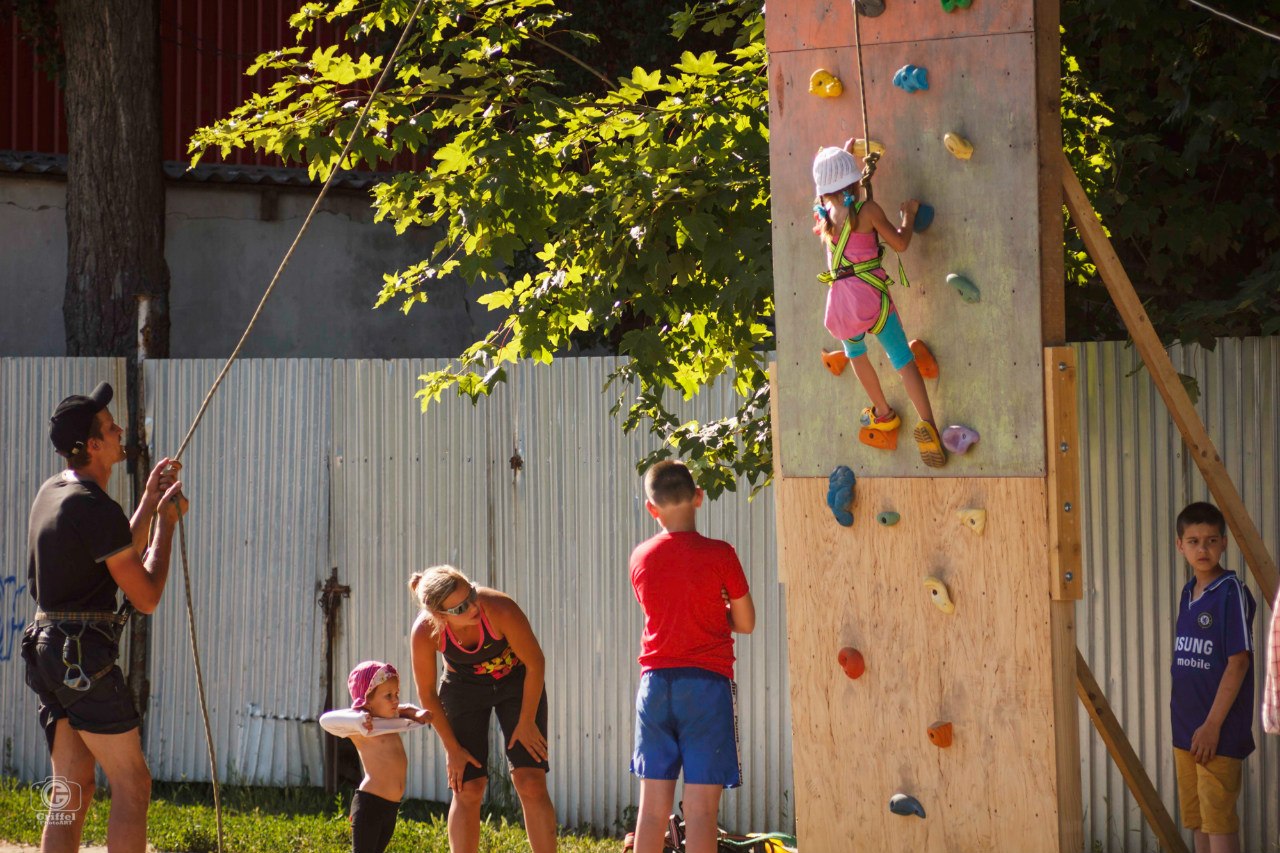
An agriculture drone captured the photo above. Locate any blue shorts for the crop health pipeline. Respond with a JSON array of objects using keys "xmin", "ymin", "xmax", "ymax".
[
  {"xmin": 841, "ymin": 309, "xmax": 914, "ymax": 371},
  {"xmin": 631, "ymin": 667, "xmax": 741, "ymax": 788}
]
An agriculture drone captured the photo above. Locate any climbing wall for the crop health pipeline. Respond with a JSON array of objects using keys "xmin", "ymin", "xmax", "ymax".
[
  {"xmin": 769, "ymin": 2, "xmax": 1075, "ymax": 851},
  {"xmin": 770, "ymin": 1, "xmax": 1046, "ymax": 478},
  {"xmin": 779, "ymin": 477, "xmax": 1061, "ymax": 850}
]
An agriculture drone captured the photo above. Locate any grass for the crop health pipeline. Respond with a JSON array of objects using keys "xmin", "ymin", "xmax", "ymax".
[{"xmin": 0, "ymin": 777, "xmax": 620, "ymax": 853}]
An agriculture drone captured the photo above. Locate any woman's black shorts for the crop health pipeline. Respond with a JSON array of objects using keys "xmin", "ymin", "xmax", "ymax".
[{"xmin": 439, "ymin": 668, "xmax": 549, "ymax": 783}]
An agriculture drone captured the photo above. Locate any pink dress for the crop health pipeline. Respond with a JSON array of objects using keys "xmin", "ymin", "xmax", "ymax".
[{"xmin": 823, "ymin": 230, "xmax": 894, "ymax": 341}]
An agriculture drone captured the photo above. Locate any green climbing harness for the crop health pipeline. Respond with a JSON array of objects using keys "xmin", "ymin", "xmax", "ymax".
[{"xmin": 816, "ymin": 202, "xmax": 909, "ymax": 336}]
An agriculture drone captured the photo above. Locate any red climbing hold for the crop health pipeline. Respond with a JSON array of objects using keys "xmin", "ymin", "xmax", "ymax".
[{"xmin": 838, "ymin": 647, "xmax": 865, "ymax": 679}]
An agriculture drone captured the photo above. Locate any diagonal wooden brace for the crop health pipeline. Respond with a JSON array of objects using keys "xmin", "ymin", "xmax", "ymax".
[
  {"xmin": 1061, "ymin": 152, "xmax": 1278, "ymax": 606},
  {"xmin": 1076, "ymin": 651, "xmax": 1190, "ymax": 853}
]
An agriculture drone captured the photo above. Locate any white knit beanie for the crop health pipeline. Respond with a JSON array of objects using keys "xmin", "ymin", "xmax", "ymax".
[{"xmin": 813, "ymin": 146, "xmax": 859, "ymax": 196}]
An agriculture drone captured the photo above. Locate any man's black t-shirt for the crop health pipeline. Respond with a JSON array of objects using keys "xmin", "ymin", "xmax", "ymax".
[{"xmin": 27, "ymin": 472, "xmax": 133, "ymax": 611}]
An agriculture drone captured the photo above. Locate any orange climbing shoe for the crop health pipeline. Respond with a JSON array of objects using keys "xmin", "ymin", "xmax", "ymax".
[
  {"xmin": 909, "ymin": 339, "xmax": 939, "ymax": 379},
  {"xmin": 914, "ymin": 421, "xmax": 948, "ymax": 468},
  {"xmin": 822, "ymin": 349, "xmax": 850, "ymax": 376},
  {"xmin": 859, "ymin": 426, "xmax": 899, "ymax": 450}
]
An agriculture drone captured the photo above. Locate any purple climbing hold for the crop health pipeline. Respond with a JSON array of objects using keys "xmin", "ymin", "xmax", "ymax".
[{"xmin": 942, "ymin": 424, "xmax": 980, "ymax": 454}]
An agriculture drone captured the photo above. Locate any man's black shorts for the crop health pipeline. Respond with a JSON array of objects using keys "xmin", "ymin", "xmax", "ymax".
[
  {"xmin": 439, "ymin": 668, "xmax": 550, "ymax": 783},
  {"xmin": 21, "ymin": 623, "xmax": 141, "ymax": 751}
]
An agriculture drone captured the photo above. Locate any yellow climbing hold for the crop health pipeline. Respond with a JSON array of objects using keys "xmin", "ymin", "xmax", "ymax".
[
  {"xmin": 944, "ymin": 132, "xmax": 974, "ymax": 160},
  {"xmin": 809, "ymin": 69, "xmax": 843, "ymax": 98},
  {"xmin": 846, "ymin": 137, "xmax": 886, "ymax": 161},
  {"xmin": 923, "ymin": 577, "xmax": 955, "ymax": 614},
  {"xmin": 957, "ymin": 508, "xmax": 987, "ymax": 536}
]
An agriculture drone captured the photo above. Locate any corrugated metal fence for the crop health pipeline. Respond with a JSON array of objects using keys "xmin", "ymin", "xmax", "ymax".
[
  {"xmin": 0, "ymin": 358, "xmax": 131, "ymax": 781},
  {"xmin": 1075, "ymin": 339, "xmax": 1279, "ymax": 853},
  {"xmin": 2, "ymin": 341, "xmax": 1277, "ymax": 848}
]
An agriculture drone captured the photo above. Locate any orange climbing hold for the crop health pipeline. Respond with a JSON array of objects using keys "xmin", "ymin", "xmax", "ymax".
[
  {"xmin": 910, "ymin": 339, "xmax": 939, "ymax": 378},
  {"xmin": 927, "ymin": 721, "xmax": 954, "ymax": 748},
  {"xmin": 838, "ymin": 647, "xmax": 865, "ymax": 679},
  {"xmin": 858, "ymin": 426, "xmax": 899, "ymax": 450},
  {"xmin": 822, "ymin": 349, "xmax": 850, "ymax": 376}
]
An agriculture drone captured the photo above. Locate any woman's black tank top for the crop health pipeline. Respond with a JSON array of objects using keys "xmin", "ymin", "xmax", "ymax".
[{"xmin": 439, "ymin": 606, "xmax": 523, "ymax": 683}]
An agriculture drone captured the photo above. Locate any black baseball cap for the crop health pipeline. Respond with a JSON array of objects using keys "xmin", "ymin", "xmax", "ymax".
[{"xmin": 49, "ymin": 382, "xmax": 114, "ymax": 457}]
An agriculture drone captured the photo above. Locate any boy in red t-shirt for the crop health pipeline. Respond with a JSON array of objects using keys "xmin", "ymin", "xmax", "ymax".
[{"xmin": 628, "ymin": 460, "xmax": 755, "ymax": 853}]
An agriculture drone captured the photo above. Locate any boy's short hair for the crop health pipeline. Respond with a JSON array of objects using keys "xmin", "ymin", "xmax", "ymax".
[
  {"xmin": 1176, "ymin": 501, "xmax": 1227, "ymax": 537},
  {"xmin": 644, "ymin": 460, "xmax": 697, "ymax": 506}
]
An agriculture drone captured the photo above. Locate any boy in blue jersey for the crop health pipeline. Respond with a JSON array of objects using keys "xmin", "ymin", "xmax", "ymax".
[{"xmin": 1170, "ymin": 502, "xmax": 1256, "ymax": 853}]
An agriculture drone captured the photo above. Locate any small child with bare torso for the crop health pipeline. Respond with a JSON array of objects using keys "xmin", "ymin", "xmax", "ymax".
[{"xmin": 320, "ymin": 661, "xmax": 432, "ymax": 853}]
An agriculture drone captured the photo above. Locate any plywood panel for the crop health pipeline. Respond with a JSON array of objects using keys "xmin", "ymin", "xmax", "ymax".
[
  {"xmin": 770, "ymin": 33, "xmax": 1045, "ymax": 477},
  {"xmin": 767, "ymin": 0, "xmax": 1033, "ymax": 53},
  {"xmin": 781, "ymin": 475, "xmax": 1060, "ymax": 852}
]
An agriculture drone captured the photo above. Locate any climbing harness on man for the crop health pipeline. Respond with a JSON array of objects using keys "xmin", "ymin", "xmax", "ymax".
[{"xmin": 33, "ymin": 608, "xmax": 130, "ymax": 695}]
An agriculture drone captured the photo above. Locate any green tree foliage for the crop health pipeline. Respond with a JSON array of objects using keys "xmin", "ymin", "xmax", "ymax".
[
  {"xmin": 1061, "ymin": 0, "xmax": 1280, "ymax": 345},
  {"xmin": 191, "ymin": 0, "xmax": 771, "ymax": 498},
  {"xmin": 192, "ymin": 0, "xmax": 1279, "ymax": 495}
]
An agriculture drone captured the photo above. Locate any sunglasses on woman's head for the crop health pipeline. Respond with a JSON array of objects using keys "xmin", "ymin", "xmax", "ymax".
[{"xmin": 438, "ymin": 584, "xmax": 477, "ymax": 616}]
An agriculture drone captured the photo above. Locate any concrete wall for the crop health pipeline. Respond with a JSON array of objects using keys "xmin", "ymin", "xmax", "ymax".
[{"xmin": 0, "ymin": 175, "xmax": 501, "ymax": 358}]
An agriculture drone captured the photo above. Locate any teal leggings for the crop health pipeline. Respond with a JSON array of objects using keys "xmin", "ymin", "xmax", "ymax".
[{"xmin": 841, "ymin": 310, "xmax": 914, "ymax": 370}]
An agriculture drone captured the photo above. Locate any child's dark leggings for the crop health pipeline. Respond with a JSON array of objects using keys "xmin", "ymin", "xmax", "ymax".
[{"xmin": 350, "ymin": 789, "xmax": 400, "ymax": 853}]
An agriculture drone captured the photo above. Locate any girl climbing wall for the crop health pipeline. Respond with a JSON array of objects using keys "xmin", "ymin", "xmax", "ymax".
[{"xmin": 811, "ymin": 143, "xmax": 946, "ymax": 468}]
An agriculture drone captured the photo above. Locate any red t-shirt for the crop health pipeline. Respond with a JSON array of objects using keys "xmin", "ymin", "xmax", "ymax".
[{"xmin": 630, "ymin": 531, "xmax": 750, "ymax": 679}]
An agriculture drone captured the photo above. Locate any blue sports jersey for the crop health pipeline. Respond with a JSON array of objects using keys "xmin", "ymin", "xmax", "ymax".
[{"xmin": 1170, "ymin": 570, "xmax": 1256, "ymax": 759}]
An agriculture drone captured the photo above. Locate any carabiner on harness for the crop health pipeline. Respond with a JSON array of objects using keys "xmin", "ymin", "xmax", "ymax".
[{"xmin": 60, "ymin": 622, "xmax": 92, "ymax": 692}]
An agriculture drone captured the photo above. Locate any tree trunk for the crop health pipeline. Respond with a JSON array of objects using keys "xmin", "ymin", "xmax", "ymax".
[
  {"xmin": 55, "ymin": 0, "xmax": 169, "ymax": 718},
  {"xmin": 57, "ymin": 0, "xmax": 169, "ymax": 358}
]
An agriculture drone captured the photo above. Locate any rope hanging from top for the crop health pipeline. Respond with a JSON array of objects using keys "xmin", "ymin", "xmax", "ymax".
[
  {"xmin": 850, "ymin": 1, "xmax": 880, "ymax": 198},
  {"xmin": 161, "ymin": 2, "xmax": 430, "ymax": 849}
]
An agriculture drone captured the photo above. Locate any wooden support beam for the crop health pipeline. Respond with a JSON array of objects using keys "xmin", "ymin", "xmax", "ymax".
[
  {"xmin": 1051, "ymin": 603, "xmax": 1084, "ymax": 852},
  {"xmin": 1075, "ymin": 651, "xmax": 1189, "ymax": 853},
  {"xmin": 1061, "ymin": 154, "xmax": 1279, "ymax": 606},
  {"xmin": 1045, "ymin": 347, "xmax": 1083, "ymax": 600},
  {"xmin": 768, "ymin": 361, "xmax": 788, "ymax": 585},
  {"xmin": 1035, "ymin": 0, "xmax": 1065, "ymax": 345}
]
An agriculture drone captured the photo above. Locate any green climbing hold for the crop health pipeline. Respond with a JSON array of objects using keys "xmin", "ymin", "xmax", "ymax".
[
  {"xmin": 941, "ymin": 0, "xmax": 972, "ymax": 11},
  {"xmin": 877, "ymin": 511, "xmax": 901, "ymax": 527},
  {"xmin": 947, "ymin": 273, "xmax": 980, "ymax": 304}
]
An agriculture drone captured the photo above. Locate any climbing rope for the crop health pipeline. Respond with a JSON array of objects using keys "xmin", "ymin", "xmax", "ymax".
[
  {"xmin": 849, "ymin": 0, "xmax": 880, "ymax": 197},
  {"xmin": 160, "ymin": 2, "xmax": 429, "ymax": 849}
]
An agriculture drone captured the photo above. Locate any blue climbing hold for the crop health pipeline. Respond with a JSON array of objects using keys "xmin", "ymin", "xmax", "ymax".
[
  {"xmin": 826, "ymin": 465, "xmax": 856, "ymax": 527},
  {"xmin": 892, "ymin": 65, "xmax": 929, "ymax": 93},
  {"xmin": 914, "ymin": 203, "xmax": 934, "ymax": 233},
  {"xmin": 889, "ymin": 793, "xmax": 926, "ymax": 819}
]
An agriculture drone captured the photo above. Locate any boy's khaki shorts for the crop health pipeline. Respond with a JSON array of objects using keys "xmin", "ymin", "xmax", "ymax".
[{"xmin": 1173, "ymin": 748, "xmax": 1242, "ymax": 835}]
